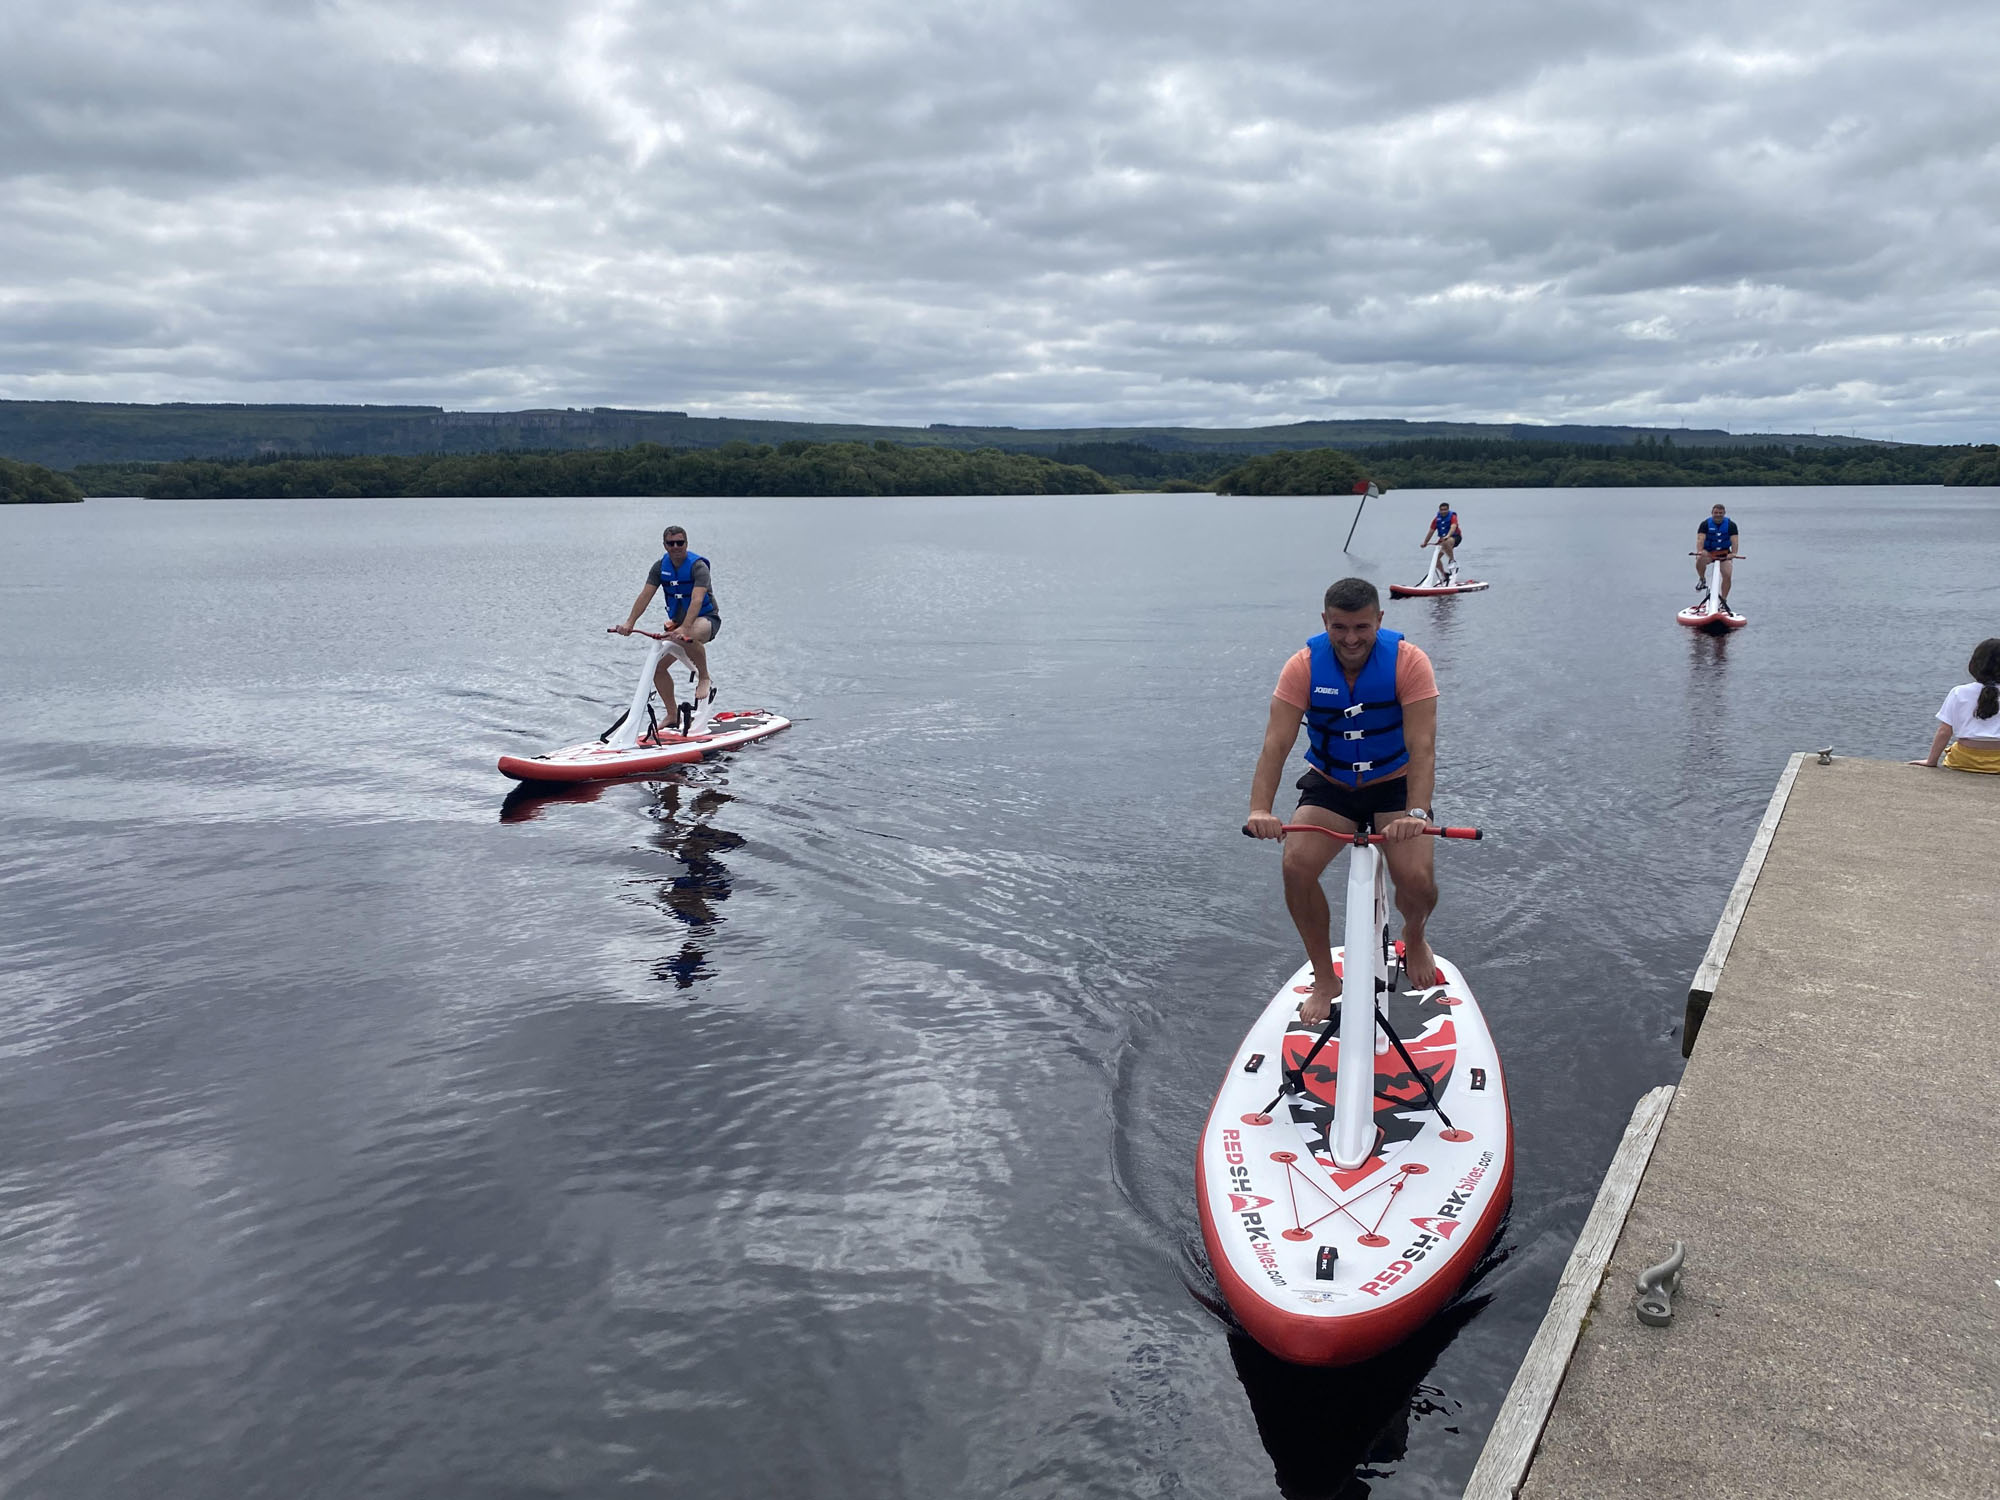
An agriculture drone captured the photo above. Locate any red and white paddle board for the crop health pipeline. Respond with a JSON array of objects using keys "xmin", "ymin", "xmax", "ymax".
[
  {"xmin": 1676, "ymin": 603, "xmax": 1747, "ymax": 631},
  {"xmin": 498, "ymin": 711, "xmax": 791, "ymax": 783},
  {"xmin": 1390, "ymin": 580, "xmax": 1491, "ymax": 598},
  {"xmin": 1196, "ymin": 950, "xmax": 1513, "ymax": 1366}
]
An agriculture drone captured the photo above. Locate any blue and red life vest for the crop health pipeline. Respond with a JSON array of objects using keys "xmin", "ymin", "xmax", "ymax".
[
  {"xmin": 1433, "ymin": 509, "xmax": 1459, "ymax": 539},
  {"xmin": 657, "ymin": 550, "xmax": 719, "ymax": 623},
  {"xmin": 1303, "ymin": 628, "xmax": 1407, "ymax": 787}
]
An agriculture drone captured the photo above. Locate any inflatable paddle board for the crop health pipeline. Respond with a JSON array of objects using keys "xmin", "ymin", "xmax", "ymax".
[
  {"xmin": 1390, "ymin": 580, "xmax": 1491, "ymax": 598},
  {"xmin": 498, "ymin": 628, "xmax": 791, "ymax": 783},
  {"xmin": 1678, "ymin": 556, "xmax": 1746, "ymax": 632},
  {"xmin": 1390, "ymin": 544, "xmax": 1488, "ymax": 598},
  {"xmin": 1200, "ymin": 824, "xmax": 1510, "ymax": 1366},
  {"xmin": 498, "ymin": 711, "xmax": 790, "ymax": 782}
]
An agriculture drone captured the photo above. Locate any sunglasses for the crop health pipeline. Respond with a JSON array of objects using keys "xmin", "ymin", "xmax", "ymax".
[{"xmin": 665, "ymin": 539, "xmax": 688, "ymax": 547}]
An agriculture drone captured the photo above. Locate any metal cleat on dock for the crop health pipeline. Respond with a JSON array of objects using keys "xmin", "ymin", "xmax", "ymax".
[{"xmin": 1635, "ymin": 1241, "xmax": 1685, "ymax": 1327}]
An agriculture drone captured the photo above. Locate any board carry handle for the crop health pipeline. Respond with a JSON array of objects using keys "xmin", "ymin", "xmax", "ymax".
[{"xmin": 1242, "ymin": 822, "xmax": 1483, "ymax": 841}]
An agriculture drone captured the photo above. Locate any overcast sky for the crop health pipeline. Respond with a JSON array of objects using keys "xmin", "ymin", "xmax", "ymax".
[{"xmin": 3, "ymin": 0, "xmax": 1997, "ymax": 439}]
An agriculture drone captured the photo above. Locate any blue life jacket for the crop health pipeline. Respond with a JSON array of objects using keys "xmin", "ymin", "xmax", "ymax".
[
  {"xmin": 1700, "ymin": 517, "xmax": 1734, "ymax": 553},
  {"xmin": 657, "ymin": 550, "xmax": 719, "ymax": 622},
  {"xmin": 1303, "ymin": 628, "xmax": 1408, "ymax": 787},
  {"xmin": 1435, "ymin": 509, "xmax": 1459, "ymax": 538}
]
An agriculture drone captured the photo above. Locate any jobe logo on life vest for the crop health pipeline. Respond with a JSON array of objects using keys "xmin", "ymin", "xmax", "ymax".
[{"xmin": 1357, "ymin": 1189, "xmax": 1473, "ymax": 1298}]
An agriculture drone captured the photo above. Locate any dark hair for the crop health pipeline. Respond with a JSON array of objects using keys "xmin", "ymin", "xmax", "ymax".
[
  {"xmin": 662, "ymin": 526, "xmax": 687, "ymax": 542},
  {"xmin": 1323, "ymin": 577, "xmax": 1381, "ymax": 613},
  {"xmin": 1971, "ymin": 637, "xmax": 2000, "ymax": 720}
]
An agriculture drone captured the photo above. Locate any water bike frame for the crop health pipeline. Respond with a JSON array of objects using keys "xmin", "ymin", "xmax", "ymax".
[
  {"xmin": 1248, "ymin": 820, "xmax": 1481, "ymax": 1169},
  {"xmin": 1415, "ymin": 539, "xmax": 1458, "ymax": 591},
  {"xmin": 604, "ymin": 626, "xmax": 699, "ymax": 746},
  {"xmin": 1683, "ymin": 551, "xmax": 1747, "ymax": 627}
]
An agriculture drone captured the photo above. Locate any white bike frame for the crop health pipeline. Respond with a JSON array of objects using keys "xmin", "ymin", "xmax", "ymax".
[
  {"xmin": 606, "ymin": 633, "xmax": 698, "ymax": 749},
  {"xmin": 1691, "ymin": 550, "xmax": 1742, "ymax": 617},
  {"xmin": 1416, "ymin": 540, "xmax": 1457, "ymax": 590},
  {"xmin": 1330, "ymin": 838, "xmax": 1394, "ymax": 1169}
]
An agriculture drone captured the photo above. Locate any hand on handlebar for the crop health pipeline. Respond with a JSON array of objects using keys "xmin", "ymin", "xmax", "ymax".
[
  {"xmin": 1244, "ymin": 811, "xmax": 1286, "ymax": 841},
  {"xmin": 611, "ymin": 622, "xmax": 634, "ymax": 635},
  {"xmin": 1377, "ymin": 812, "xmax": 1429, "ymax": 842}
]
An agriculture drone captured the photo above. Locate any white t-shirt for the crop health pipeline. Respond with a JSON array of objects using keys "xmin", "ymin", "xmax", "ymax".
[{"xmin": 1936, "ymin": 682, "xmax": 2000, "ymax": 739}]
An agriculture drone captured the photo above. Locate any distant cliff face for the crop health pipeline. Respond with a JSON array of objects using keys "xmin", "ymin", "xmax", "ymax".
[{"xmin": 0, "ymin": 398, "xmax": 1916, "ymax": 472}]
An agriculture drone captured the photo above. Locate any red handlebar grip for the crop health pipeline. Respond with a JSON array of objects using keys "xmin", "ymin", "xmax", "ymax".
[{"xmin": 1433, "ymin": 826, "xmax": 1482, "ymax": 839}]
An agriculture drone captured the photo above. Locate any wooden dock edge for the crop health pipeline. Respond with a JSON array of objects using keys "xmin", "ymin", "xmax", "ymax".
[
  {"xmin": 1681, "ymin": 750, "xmax": 1807, "ymax": 1056},
  {"xmin": 1461, "ymin": 1084, "xmax": 1676, "ymax": 1500}
]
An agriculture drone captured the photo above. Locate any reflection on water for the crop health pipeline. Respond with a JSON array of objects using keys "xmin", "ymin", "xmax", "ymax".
[
  {"xmin": 642, "ymin": 779, "xmax": 742, "ymax": 987},
  {"xmin": 498, "ymin": 777, "xmax": 617, "ymax": 821},
  {"xmin": 1230, "ymin": 1297, "xmax": 1487, "ymax": 1499},
  {"xmin": 500, "ymin": 774, "xmax": 744, "ymax": 987}
]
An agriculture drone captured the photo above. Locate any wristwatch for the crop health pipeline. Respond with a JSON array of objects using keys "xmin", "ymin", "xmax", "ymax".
[{"xmin": 1405, "ymin": 807, "xmax": 1431, "ymax": 822}]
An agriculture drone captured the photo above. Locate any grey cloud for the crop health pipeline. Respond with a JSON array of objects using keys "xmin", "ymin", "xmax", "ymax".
[{"xmin": 1, "ymin": 0, "xmax": 1997, "ymax": 439}]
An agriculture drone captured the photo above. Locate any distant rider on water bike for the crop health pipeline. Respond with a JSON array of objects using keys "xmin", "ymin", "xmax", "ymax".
[
  {"xmin": 1694, "ymin": 503, "xmax": 1741, "ymax": 613},
  {"xmin": 613, "ymin": 524, "xmax": 720, "ymax": 733},
  {"xmin": 1421, "ymin": 503, "xmax": 1463, "ymax": 579}
]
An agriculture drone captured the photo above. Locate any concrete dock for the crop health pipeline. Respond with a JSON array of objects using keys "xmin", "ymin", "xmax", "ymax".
[{"xmin": 1468, "ymin": 754, "xmax": 2000, "ymax": 1499}]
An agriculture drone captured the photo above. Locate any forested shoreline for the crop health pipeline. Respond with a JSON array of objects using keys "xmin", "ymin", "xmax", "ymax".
[
  {"xmin": 8, "ymin": 435, "xmax": 1998, "ymax": 502},
  {"xmin": 88, "ymin": 441, "xmax": 1115, "ymax": 500},
  {"xmin": 0, "ymin": 457, "xmax": 85, "ymax": 503},
  {"xmin": 1216, "ymin": 438, "xmax": 1998, "ymax": 493}
]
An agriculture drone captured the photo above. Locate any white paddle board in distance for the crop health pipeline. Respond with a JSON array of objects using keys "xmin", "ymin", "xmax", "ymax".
[
  {"xmin": 1197, "ymin": 949, "xmax": 1514, "ymax": 1366},
  {"xmin": 1391, "ymin": 545, "xmax": 1488, "ymax": 598},
  {"xmin": 1389, "ymin": 579, "xmax": 1491, "ymax": 598}
]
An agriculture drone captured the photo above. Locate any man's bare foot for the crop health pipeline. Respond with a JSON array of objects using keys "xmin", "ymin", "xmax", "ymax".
[
  {"xmin": 1300, "ymin": 979, "xmax": 1343, "ymax": 1027},
  {"xmin": 1402, "ymin": 938, "xmax": 1440, "ymax": 990},
  {"xmin": 695, "ymin": 678, "xmax": 714, "ymax": 704}
]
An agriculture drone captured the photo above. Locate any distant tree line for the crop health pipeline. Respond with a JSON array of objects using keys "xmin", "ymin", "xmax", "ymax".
[
  {"xmin": 25, "ymin": 434, "xmax": 2000, "ymax": 502},
  {"xmin": 119, "ymin": 441, "xmax": 1115, "ymax": 499},
  {"xmin": 1206, "ymin": 448, "xmax": 1373, "ymax": 495},
  {"xmin": 1947, "ymin": 446, "xmax": 2000, "ymax": 485},
  {"xmin": 1006, "ymin": 441, "xmax": 1225, "ymax": 489},
  {"xmin": 0, "ymin": 456, "xmax": 83, "ymax": 503},
  {"xmin": 1218, "ymin": 437, "xmax": 1993, "ymax": 492}
]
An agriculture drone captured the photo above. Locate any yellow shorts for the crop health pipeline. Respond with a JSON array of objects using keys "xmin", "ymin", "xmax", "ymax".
[{"xmin": 1941, "ymin": 741, "xmax": 2000, "ymax": 774}]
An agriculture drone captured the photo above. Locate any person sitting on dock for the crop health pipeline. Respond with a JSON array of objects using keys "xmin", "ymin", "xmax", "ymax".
[
  {"xmin": 612, "ymin": 525, "xmax": 720, "ymax": 733},
  {"xmin": 1421, "ymin": 503, "xmax": 1462, "ymax": 576},
  {"xmin": 1695, "ymin": 503, "xmax": 1740, "ymax": 611},
  {"xmin": 1912, "ymin": 638, "xmax": 2000, "ymax": 773},
  {"xmin": 1245, "ymin": 576, "xmax": 1442, "ymax": 1025}
]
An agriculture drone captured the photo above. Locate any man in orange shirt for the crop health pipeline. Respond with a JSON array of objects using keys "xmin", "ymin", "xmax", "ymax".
[{"xmin": 1246, "ymin": 577, "xmax": 1440, "ymax": 1024}]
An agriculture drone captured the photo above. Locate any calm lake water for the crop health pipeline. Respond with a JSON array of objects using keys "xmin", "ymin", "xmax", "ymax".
[{"xmin": 2, "ymin": 486, "xmax": 1994, "ymax": 1499}]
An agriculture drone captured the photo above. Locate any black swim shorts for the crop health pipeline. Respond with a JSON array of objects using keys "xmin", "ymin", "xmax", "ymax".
[
  {"xmin": 670, "ymin": 613, "xmax": 722, "ymax": 641},
  {"xmin": 1295, "ymin": 768, "xmax": 1410, "ymax": 830}
]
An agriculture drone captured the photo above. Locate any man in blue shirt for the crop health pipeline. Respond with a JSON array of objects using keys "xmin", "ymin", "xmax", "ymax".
[
  {"xmin": 613, "ymin": 525, "xmax": 720, "ymax": 732},
  {"xmin": 1694, "ymin": 503, "xmax": 1740, "ymax": 610}
]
